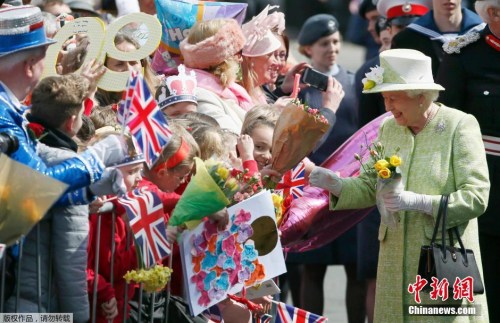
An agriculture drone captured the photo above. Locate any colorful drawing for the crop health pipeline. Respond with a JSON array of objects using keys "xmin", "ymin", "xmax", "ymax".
[{"xmin": 180, "ymin": 190, "xmax": 287, "ymax": 316}]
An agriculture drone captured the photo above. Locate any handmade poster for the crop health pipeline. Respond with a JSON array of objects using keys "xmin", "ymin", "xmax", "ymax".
[
  {"xmin": 152, "ymin": 0, "xmax": 247, "ymax": 74},
  {"xmin": 179, "ymin": 190, "xmax": 286, "ymax": 316}
]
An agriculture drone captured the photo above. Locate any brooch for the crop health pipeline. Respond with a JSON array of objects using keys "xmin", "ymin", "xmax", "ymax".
[
  {"xmin": 443, "ymin": 32, "xmax": 480, "ymax": 54},
  {"xmin": 435, "ymin": 120, "xmax": 446, "ymax": 133}
]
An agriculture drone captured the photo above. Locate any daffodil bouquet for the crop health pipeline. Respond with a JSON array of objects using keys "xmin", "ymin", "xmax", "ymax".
[
  {"xmin": 355, "ymin": 141, "xmax": 402, "ymax": 180},
  {"xmin": 169, "ymin": 158, "xmax": 237, "ymax": 226},
  {"xmin": 355, "ymin": 141, "xmax": 403, "ymax": 228},
  {"xmin": 124, "ymin": 264, "xmax": 173, "ymax": 293}
]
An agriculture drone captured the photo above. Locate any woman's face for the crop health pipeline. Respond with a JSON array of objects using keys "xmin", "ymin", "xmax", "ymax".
[
  {"xmin": 274, "ymin": 35, "xmax": 288, "ymax": 75},
  {"xmin": 119, "ymin": 163, "xmax": 143, "ymax": 191},
  {"xmin": 251, "ymin": 52, "xmax": 281, "ymax": 86},
  {"xmin": 250, "ymin": 125, "xmax": 273, "ymax": 170},
  {"xmin": 382, "ymin": 91, "xmax": 423, "ymax": 127},
  {"xmin": 106, "ymin": 41, "xmax": 142, "ymax": 73},
  {"xmin": 305, "ymin": 32, "xmax": 341, "ymax": 70}
]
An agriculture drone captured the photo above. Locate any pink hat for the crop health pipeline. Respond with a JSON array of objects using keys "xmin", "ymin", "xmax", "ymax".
[
  {"xmin": 180, "ymin": 19, "xmax": 245, "ymax": 70},
  {"xmin": 242, "ymin": 5, "xmax": 285, "ymax": 57}
]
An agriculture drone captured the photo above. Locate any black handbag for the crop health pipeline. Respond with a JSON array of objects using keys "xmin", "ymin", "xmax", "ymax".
[{"xmin": 417, "ymin": 195, "xmax": 484, "ymax": 294}]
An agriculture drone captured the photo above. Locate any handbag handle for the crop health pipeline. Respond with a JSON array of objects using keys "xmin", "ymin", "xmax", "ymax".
[{"xmin": 431, "ymin": 195, "xmax": 469, "ymax": 265}]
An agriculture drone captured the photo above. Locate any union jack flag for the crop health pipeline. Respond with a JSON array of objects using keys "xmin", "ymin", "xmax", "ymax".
[
  {"xmin": 117, "ymin": 72, "xmax": 173, "ymax": 168},
  {"xmin": 119, "ymin": 188, "xmax": 171, "ymax": 268},
  {"xmin": 253, "ymin": 314, "xmax": 272, "ymax": 323},
  {"xmin": 275, "ymin": 302, "xmax": 327, "ymax": 323},
  {"xmin": 275, "ymin": 162, "xmax": 306, "ymax": 199}
]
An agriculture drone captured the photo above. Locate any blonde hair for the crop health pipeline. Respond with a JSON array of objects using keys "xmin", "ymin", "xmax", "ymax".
[
  {"xmin": 241, "ymin": 104, "xmax": 280, "ymax": 136},
  {"xmin": 187, "ymin": 19, "xmax": 240, "ymax": 87},
  {"xmin": 190, "ymin": 124, "xmax": 226, "ymax": 160},
  {"xmin": 241, "ymin": 56, "xmax": 266, "ymax": 103},
  {"xmin": 30, "ymin": 74, "xmax": 90, "ymax": 129}
]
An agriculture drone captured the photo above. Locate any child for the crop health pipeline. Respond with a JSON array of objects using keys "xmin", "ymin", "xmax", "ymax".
[
  {"xmin": 155, "ymin": 64, "xmax": 198, "ymax": 118},
  {"xmin": 17, "ymin": 74, "xmax": 92, "ymax": 321},
  {"xmin": 86, "ymin": 133, "xmax": 144, "ymax": 323}
]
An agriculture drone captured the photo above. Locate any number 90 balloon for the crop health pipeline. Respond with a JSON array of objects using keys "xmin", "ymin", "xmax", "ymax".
[{"xmin": 43, "ymin": 13, "xmax": 162, "ymax": 92}]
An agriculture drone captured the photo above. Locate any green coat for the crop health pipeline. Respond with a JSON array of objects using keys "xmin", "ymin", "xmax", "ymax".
[{"xmin": 331, "ymin": 104, "xmax": 490, "ymax": 322}]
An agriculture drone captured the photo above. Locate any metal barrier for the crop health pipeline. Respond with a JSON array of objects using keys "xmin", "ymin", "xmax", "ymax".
[{"xmin": 0, "ymin": 202, "xmax": 174, "ymax": 323}]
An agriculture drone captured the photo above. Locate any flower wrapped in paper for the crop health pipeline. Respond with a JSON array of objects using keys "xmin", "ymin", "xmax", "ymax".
[
  {"xmin": 270, "ymin": 99, "xmax": 329, "ymax": 176},
  {"xmin": 168, "ymin": 158, "xmax": 239, "ymax": 226}
]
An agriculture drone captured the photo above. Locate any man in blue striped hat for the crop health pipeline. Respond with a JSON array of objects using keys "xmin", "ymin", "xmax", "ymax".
[{"xmin": 0, "ymin": 6, "xmax": 127, "ymax": 212}]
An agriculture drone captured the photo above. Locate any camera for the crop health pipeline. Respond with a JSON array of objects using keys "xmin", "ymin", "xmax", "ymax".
[
  {"xmin": 0, "ymin": 132, "xmax": 19, "ymax": 155},
  {"xmin": 301, "ymin": 67, "xmax": 329, "ymax": 92}
]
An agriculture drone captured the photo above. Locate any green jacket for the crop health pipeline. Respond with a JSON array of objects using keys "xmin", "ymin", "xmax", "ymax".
[{"xmin": 331, "ymin": 104, "xmax": 490, "ymax": 322}]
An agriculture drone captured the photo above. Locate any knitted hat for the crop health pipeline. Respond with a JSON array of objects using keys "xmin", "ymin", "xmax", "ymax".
[
  {"xmin": 0, "ymin": 6, "xmax": 57, "ymax": 58},
  {"xmin": 362, "ymin": 49, "xmax": 445, "ymax": 93},
  {"xmin": 180, "ymin": 19, "xmax": 245, "ymax": 69}
]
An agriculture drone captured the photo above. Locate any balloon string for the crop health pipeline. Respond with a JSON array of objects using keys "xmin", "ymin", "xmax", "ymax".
[{"xmin": 290, "ymin": 74, "xmax": 301, "ymax": 99}]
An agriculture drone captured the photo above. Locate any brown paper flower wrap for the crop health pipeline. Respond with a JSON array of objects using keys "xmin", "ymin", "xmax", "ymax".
[{"xmin": 270, "ymin": 100, "xmax": 329, "ymax": 176}]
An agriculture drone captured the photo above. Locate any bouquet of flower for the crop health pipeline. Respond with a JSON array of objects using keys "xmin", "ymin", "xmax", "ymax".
[
  {"xmin": 169, "ymin": 158, "xmax": 236, "ymax": 226},
  {"xmin": 124, "ymin": 264, "xmax": 173, "ymax": 293},
  {"xmin": 270, "ymin": 99, "xmax": 329, "ymax": 177},
  {"xmin": 355, "ymin": 141, "xmax": 403, "ymax": 227}
]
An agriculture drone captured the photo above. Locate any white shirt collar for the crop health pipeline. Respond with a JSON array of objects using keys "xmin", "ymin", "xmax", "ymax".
[{"xmin": 0, "ymin": 80, "xmax": 22, "ymax": 111}]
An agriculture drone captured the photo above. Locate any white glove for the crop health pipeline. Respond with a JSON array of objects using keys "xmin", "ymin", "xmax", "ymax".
[
  {"xmin": 86, "ymin": 135, "xmax": 127, "ymax": 167},
  {"xmin": 382, "ymin": 190, "xmax": 433, "ymax": 214},
  {"xmin": 89, "ymin": 168, "xmax": 127, "ymax": 197},
  {"xmin": 309, "ymin": 166, "xmax": 343, "ymax": 196}
]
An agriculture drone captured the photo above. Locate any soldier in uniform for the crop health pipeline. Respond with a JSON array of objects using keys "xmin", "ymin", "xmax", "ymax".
[
  {"xmin": 391, "ymin": 0, "xmax": 484, "ymax": 76},
  {"xmin": 437, "ymin": 0, "xmax": 500, "ymax": 321}
]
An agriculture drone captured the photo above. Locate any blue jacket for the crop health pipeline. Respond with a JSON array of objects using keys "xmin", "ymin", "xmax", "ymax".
[{"xmin": 0, "ymin": 82, "xmax": 103, "ymax": 205}]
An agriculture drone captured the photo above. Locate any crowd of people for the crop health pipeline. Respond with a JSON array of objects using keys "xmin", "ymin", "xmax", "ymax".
[{"xmin": 0, "ymin": 0, "xmax": 498, "ymax": 322}]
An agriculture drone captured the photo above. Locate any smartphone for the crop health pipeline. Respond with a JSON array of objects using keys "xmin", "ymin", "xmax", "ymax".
[{"xmin": 301, "ymin": 67, "xmax": 329, "ymax": 92}]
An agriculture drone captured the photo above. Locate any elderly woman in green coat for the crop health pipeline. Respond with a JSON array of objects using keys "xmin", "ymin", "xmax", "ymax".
[{"xmin": 310, "ymin": 49, "xmax": 490, "ymax": 323}]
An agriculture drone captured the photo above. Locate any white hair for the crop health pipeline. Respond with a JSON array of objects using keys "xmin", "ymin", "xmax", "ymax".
[
  {"xmin": 406, "ymin": 90, "xmax": 440, "ymax": 102},
  {"xmin": 0, "ymin": 47, "xmax": 46, "ymax": 71},
  {"xmin": 475, "ymin": 0, "xmax": 500, "ymax": 23}
]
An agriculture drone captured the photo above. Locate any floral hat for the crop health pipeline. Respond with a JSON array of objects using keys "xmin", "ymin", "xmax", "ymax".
[
  {"xmin": 362, "ymin": 49, "xmax": 445, "ymax": 93},
  {"xmin": 241, "ymin": 5, "xmax": 285, "ymax": 57}
]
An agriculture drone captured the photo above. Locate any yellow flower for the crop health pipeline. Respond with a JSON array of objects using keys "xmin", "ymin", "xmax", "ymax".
[
  {"xmin": 225, "ymin": 178, "xmax": 239, "ymax": 192},
  {"xmin": 272, "ymin": 193, "xmax": 284, "ymax": 226},
  {"xmin": 389, "ymin": 155, "xmax": 402, "ymax": 167},
  {"xmin": 216, "ymin": 166, "xmax": 229, "ymax": 180},
  {"xmin": 374, "ymin": 159, "xmax": 390, "ymax": 171},
  {"xmin": 378, "ymin": 168, "xmax": 391, "ymax": 179},
  {"xmin": 363, "ymin": 79, "xmax": 376, "ymax": 91}
]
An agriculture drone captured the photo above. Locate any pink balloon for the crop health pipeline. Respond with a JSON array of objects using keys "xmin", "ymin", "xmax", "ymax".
[{"xmin": 280, "ymin": 113, "xmax": 390, "ymax": 251}]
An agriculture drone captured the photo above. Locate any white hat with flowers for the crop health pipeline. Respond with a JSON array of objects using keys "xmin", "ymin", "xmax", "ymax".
[{"xmin": 362, "ymin": 49, "xmax": 445, "ymax": 93}]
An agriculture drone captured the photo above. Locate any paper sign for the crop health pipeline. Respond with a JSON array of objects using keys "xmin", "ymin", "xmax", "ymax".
[
  {"xmin": 179, "ymin": 190, "xmax": 286, "ymax": 316},
  {"xmin": 243, "ymin": 279, "xmax": 281, "ymax": 300}
]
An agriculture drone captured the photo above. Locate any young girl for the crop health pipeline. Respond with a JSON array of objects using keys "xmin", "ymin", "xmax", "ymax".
[{"xmin": 86, "ymin": 133, "xmax": 144, "ymax": 323}]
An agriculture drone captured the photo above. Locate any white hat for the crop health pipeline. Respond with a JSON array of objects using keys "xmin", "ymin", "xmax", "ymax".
[
  {"xmin": 377, "ymin": 0, "xmax": 432, "ymax": 24},
  {"xmin": 362, "ymin": 49, "xmax": 445, "ymax": 93}
]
